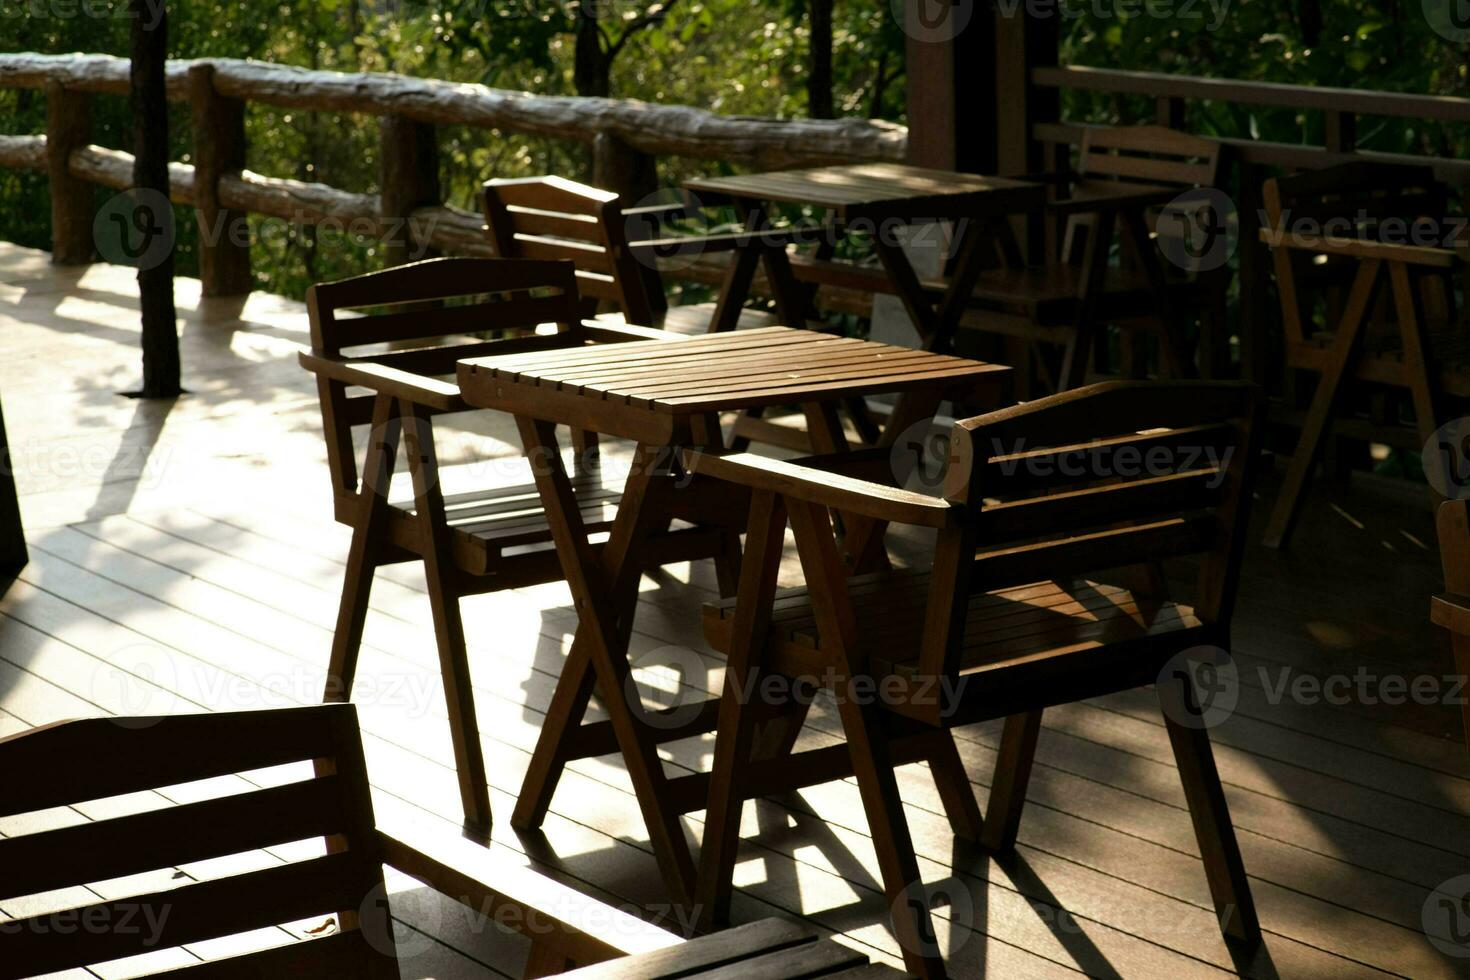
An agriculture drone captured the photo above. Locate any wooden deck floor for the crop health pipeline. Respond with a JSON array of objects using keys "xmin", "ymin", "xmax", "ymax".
[{"xmin": 1, "ymin": 243, "xmax": 1467, "ymax": 979}]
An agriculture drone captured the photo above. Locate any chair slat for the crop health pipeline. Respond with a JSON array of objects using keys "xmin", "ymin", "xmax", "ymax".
[
  {"xmin": 971, "ymin": 514, "xmax": 1217, "ymax": 591},
  {"xmin": 0, "ymin": 852, "xmax": 372, "ymax": 980},
  {"xmin": 514, "ymin": 235, "xmax": 617, "ymax": 275},
  {"xmin": 311, "ymin": 256, "xmax": 577, "ymax": 310},
  {"xmin": 975, "ymin": 421, "xmax": 1238, "ymax": 497},
  {"xmin": 976, "ymin": 468, "xmax": 1223, "ymax": 543},
  {"xmin": 330, "ymin": 294, "xmax": 579, "ymax": 350},
  {"xmin": 0, "ymin": 776, "xmax": 347, "ymax": 902},
  {"xmin": 505, "ymin": 205, "xmax": 607, "ymax": 243},
  {"xmin": 0, "ymin": 706, "xmax": 343, "ymax": 819}
]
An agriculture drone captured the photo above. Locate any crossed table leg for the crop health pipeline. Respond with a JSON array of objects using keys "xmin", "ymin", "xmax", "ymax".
[{"xmin": 506, "ymin": 394, "xmax": 959, "ymax": 909}]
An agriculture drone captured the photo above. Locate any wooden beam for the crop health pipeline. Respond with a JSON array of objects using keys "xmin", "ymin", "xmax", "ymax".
[
  {"xmin": 903, "ymin": 0, "xmax": 994, "ymax": 172},
  {"xmin": 378, "ymin": 115, "xmax": 440, "ymax": 267},
  {"xmin": 45, "ymin": 81, "xmax": 92, "ymax": 264},
  {"xmin": 189, "ymin": 63, "xmax": 251, "ymax": 296}
]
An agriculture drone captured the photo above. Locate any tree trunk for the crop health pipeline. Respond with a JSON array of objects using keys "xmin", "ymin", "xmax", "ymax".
[
  {"xmin": 131, "ymin": 0, "xmax": 181, "ymax": 398},
  {"xmin": 807, "ymin": 0, "xmax": 834, "ymax": 119},
  {"xmin": 573, "ymin": 10, "xmax": 612, "ymax": 98}
]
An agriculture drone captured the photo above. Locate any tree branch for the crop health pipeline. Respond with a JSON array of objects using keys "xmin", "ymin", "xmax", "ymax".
[{"xmin": 607, "ymin": 0, "xmax": 679, "ymax": 58}]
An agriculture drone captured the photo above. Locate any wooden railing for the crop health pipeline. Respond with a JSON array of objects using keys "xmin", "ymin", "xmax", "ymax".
[{"xmin": 0, "ymin": 53, "xmax": 907, "ymax": 294}]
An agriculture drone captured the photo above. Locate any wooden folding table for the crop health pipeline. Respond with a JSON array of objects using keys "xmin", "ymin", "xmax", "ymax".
[
  {"xmin": 457, "ymin": 326, "xmax": 1009, "ymax": 907},
  {"xmin": 684, "ymin": 163, "xmax": 1043, "ymax": 350}
]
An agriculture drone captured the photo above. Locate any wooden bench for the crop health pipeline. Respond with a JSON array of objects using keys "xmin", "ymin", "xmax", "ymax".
[{"xmin": 0, "ymin": 703, "xmax": 906, "ymax": 980}]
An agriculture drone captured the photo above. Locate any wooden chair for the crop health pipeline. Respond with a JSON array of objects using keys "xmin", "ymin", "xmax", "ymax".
[
  {"xmin": 1430, "ymin": 500, "xmax": 1470, "ymax": 754},
  {"xmin": 0, "ymin": 703, "xmax": 683, "ymax": 980},
  {"xmin": 0, "ymin": 386, "xmax": 24, "ymax": 575},
  {"xmin": 965, "ymin": 126, "xmax": 1228, "ymax": 392},
  {"xmin": 482, "ymin": 176, "xmax": 777, "ymax": 335},
  {"xmin": 299, "ymin": 256, "xmax": 734, "ymax": 836},
  {"xmin": 687, "ymin": 380, "xmax": 1265, "ymax": 980},
  {"xmin": 1258, "ymin": 162, "xmax": 1466, "ymax": 548}
]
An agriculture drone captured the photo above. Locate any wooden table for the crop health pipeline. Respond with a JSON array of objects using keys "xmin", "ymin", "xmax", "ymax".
[
  {"xmin": 684, "ymin": 163, "xmax": 1043, "ymax": 349},
  {"xmin": 457, "ymin": 327, "xmax": 1009, "ymax": 907},
  {"xmin": 563, "ymin": 918, "xmax": 911, "ymax": 980}
]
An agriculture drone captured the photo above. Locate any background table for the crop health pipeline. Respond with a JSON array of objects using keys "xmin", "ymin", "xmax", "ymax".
[
  {"xmin": 684, "ymin": 163, "xmax": 1043, "ymax": 350},
  {"xmin": 458, "ymin": 327, "xmax": 1009, "ymax": 908}
]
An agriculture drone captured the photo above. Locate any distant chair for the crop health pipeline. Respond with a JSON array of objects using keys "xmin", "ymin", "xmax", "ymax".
[
  {"xmin": 964, "ymin": 125, "xmax": 1229, "ymax": 393},
  {"xmin": 1430, "ymin": 501, "xmax": 1470, "ymax": 754},
  {"xmin": 482, "ymin": 175, "xmax": 776, "ymax": 335},
  {"xmin": 1259, "ymin": 162, "xmax": 1466, "ymax": 548},
  {"xmin": 688, "ymin": 380, "xmax": 1264, "ymax": 980},
  {"xmin": 0, "ymin": 703, "xmax": 682, "ymax": 979},
  {"xmin": 299, "ymin": 256, "xmax": 734, "ymax": 834},
  {"xmin": 0, "ymin": 387, "xmax": 24, "ymax": 576}
]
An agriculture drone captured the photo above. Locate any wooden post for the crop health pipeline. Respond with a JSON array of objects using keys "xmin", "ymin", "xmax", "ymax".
[
  {"xmin": 592, "ymin": 133, "xmax": 657, "ymax": 204},
  {"xmin": 189, "ymin": 63, "xmax": 252, "ymax": 296},
  {"xmin": 131, "ymin": 0, "xmax": 181, "ymax": 399},
  {"xmin": 1324, "ymin": 111, "xmax": 1356, "ymax": 154},
  {"xmin": 45, "ymin": 81, "xmax": 92, "ymax": 265},
  {"xmin": 1156, "ymin": 96, "xmax": 1186, "ymax": 129},
  {"xmin": 378, "ymin": 115, "xmax": 439, "ymax": 267},
  {"xmin": 0, "ymin": 389, "xmax": 25, "ymax": 574},
  {"xmin": 904, "ymin": 1, "xmax": 995, "ymax": 172}
]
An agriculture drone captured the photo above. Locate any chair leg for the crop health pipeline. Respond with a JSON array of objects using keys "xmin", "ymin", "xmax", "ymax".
[
  {"xmin": 1262, "ymin": 259, "xmax": 1380, "ymax": 549},
  {"xmin": 979, "ymin": 711, "xmax": 1042, "ymax": 852},
  {"xmin": 323, "ymin": 535, "xmax": 376, "ymax": 703},
  {"xmin": 838, "ymin": 688, "xmax": 948, "ymax": 980},
  {"xmin": 928, "ymin": 734, "xmax": 983, "ymax": 844},
  {"xmin": 402, "ymin": 401, "xmax": 493, "ymax": 837},
  {"xmin": 1159, "ymin": 679, "xmax": 1260, "ymax": 945},
  {"xmin": 422, "ymin": 556, "xmax": 494, "ymax": 837}
]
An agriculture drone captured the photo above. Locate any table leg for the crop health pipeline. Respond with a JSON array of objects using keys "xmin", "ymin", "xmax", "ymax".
[
  {"xmin": 511, "ymin": 419, "xmax": 699, "ymax": 905},
  {"xmin": 1059, "ymin": 209, "xmax": 1116, "ymax": 390}
]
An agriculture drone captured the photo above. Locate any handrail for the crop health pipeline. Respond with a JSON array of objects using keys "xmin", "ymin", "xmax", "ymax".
[
  {"xmin": 0, "ymin": 53, "xmax": 906, "ymax": 170},
  {"xmin": 1034, "ymin": 64, "xmax": 1470, "ymax": 124}
]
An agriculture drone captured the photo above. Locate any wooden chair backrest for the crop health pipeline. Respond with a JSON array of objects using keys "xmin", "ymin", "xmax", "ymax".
[
  {"xmin": 1075, "ymin": 125, "xmax": 1223, "ymax": 190},
  {"xmin": 306, "ymin": 256, "xmax": 582, "ymax": 500},
  {"xmin": 921, "ymin": 381, "xmax": 1263, "ymax": 678},
  {"xmin": 483, "ymin": 176, "xmax": 666, "ymax": 326},
  {"xmin": 1261, "ymin": 162, "xmax": 1447, "ymax": 347},
  {"xmin": 0, "ymin": 704, "xmax": 400, "ymax": 979}
]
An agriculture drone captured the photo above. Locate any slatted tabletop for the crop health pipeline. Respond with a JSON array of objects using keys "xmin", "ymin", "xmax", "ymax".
[
  {"xmin": 457, "ymin": 326, "xmax": 1009, "ymax": 443},
  {"xmin": 559, "ymin": 919, "xmax": 910, "ymax": 980},
  {"xmin": 684, "ymin": 163, "xmax": 1042, "ymax": 222}
]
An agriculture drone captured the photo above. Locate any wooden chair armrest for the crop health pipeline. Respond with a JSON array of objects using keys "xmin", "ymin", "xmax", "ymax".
[
  {"xmin": 376, "ymin": 823, "xmax": 680, "ymax": 967},
  {"xmin": 681, "ymin": 450, "xmax": 956, "ymax": 528},
  {"xmin": 581, "ymin": 320, "xmax": 692, "ymax": 343},
  {"xmin": 1432, "ymin": 592, "xmax": 1470, "ymax": 633},
  {"xmin": 298, "ymin": 351, "xmax": 466, "ymax": 412},
  {"xmin": 1258, "ymin": 228, "xmax": 1458, "ymax": 268}
]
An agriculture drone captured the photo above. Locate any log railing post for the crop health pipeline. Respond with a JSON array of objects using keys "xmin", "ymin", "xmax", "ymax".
[
  {"xmin": 378, "ymin": 115, "xmax": 440, "ymax": 267},
  {"xmin": 45, "ymin": 81, "xmax": 93, "ymax": 265},
  {"xmin": 592, "ymin": 133, "xmax": 657, "ymax": 204},
  {"xmin": 0, "ymin": 389, "xmax": 25, "ymax": 575},
  {"xmin": 189, "ymin": 63, "xmax": 252, "ymax": 296},
  {"xmin": 1237, "ymin": 162, "xmax": 1268, "ymax": 385}
]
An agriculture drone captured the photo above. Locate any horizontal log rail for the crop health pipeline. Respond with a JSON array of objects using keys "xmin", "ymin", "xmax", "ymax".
[{"xmin": 0, "ymin": 54, "xmax": 906, "ymax": 170}]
